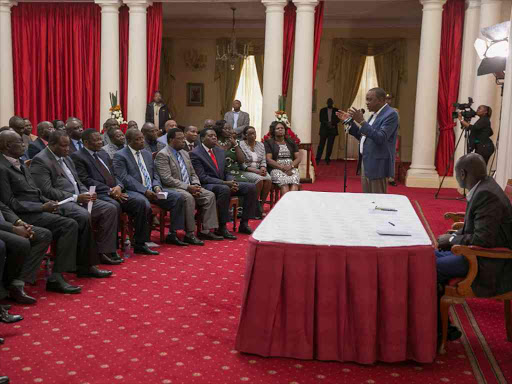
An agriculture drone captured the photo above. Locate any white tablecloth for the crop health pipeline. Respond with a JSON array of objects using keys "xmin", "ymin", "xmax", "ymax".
[{"xmin": 253, "ymin": 191, "xmax": 432, "ymax": 248}]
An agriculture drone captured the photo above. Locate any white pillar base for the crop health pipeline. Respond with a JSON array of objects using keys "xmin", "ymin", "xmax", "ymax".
[{"xmin": 406, "ymin": 169, "xmax": 441, "ymax": 188}]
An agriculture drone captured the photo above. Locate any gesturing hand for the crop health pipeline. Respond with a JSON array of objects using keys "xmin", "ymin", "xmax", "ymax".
[
  {"xmin": 336, "ymin": 110, "xmax": 350, "ymax": 121},
  {"xmin": 349, "ymin": 107, "xmax": 364, "ymax": 124}
]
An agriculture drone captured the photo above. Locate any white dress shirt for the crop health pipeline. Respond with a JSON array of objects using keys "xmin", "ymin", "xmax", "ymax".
[
  {"xmin": 360, "ymin": 104, "xmax": 387, "ymax": 155},
  {"xmin": 129, "ymin": 146, "xmax": 150, "ymax": 187},
  {"xmin": 233, "ymin": 111, "xmax": 240, "ymax": 129}
]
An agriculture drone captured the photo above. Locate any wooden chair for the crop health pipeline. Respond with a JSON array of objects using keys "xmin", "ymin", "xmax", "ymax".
[
  {"xmin": 119, "ymin": 212, "xmax": 134, "ymax": 249},
  {"xmin": 439, "ymin": 244, "xmax": 512, "ymax": 354},
  {"xmin": 196, "ymin": 197, "xmax": 239, "ymax": 233}
]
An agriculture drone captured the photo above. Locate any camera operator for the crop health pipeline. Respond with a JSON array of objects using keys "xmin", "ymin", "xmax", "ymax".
[{"xmin": 458, "ymin": 105, "xmax": 495, "ymax": 165}]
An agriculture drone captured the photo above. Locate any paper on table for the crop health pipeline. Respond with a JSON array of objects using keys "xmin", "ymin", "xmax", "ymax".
[
  {"xmin": 87, "ymin": 186, "xmax": 96, "ymax": 213},
  {"xmin": 157, "ymin": 191, "xmax": 168, "ymax": 200},
  {"xmin": 58, "ymin": 196, "xmax": 75, "ymax": 205}
]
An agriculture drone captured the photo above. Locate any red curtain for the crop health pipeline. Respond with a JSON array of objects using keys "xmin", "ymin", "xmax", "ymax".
[
  {"xmin": 11, "ymin": 3, "xmax": 101, "ymax": 130},
  {"xmin": 119, "ymin": 5, "xmax": 129, "ymax": 120},
  {"xmin": 282, "ymin": 2, "xmax": 296, "ymax": 98},
  {"xmin": 312, "ymin": 1, "xmax": 324, "ymax": 90},
  {"xmin": 147, "ymin": 3, "xmax": 163, "ymax": 103},
  {"xmin": 435, "ymin": 0, "xmax": 465, "ymax": 176}
]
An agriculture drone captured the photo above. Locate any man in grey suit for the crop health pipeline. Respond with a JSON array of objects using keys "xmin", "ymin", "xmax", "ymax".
[
  {"xmin": 30, "ymin": 130, "xmax": 114, "ymax": 278},
  {"xmin": 224, "ymin": 100, "xmax": 250, "ymax": 137},
  {"xmin": 155, "ymin": 128, "xmax": 222, "ymax": 245},
  {"xmin": 0, "ymin": 130, "xmax": 81, "ymax": 294}
]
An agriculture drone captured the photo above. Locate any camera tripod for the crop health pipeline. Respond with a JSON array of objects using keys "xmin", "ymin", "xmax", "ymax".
[{"xmin": 434, "ymin": 123, "xmax": 469, "ymax": 200}]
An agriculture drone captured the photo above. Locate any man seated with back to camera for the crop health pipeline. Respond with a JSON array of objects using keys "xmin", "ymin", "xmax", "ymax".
[
  {"xmin": 436, "ymin": 153, "xmax": 512, "ymax": 340},
  {"xmin": 190, "ymin": 127, "xmax": 257, "ymax": 239}
]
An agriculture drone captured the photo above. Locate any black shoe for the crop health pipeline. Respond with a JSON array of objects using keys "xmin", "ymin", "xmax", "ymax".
[
  {"xmin": 389, "ymin": 180, "xmax": 398, "ymax": 186},
  {"xmin": 77, "ymin": 266, "xmax": 112, "ymax": 278},
  {"xmin": 0, "ymin": 376, "xmax": 8, "ymax": 384},
  {"xmin": 0, "ymin": 338, "xmax": 4, "ymax": 345},
  {"xmin": 238, "ymin": 224, "xmax": 253, "ymax": 235},
  {"xmin": 8, "ymin": 285, "xmax": 36, "ymax": 305},
  {"xmin": 100, "ymin": 253, "xmax": 122, "ymax": 265},
  {"xmin": 133, "ymin": 244, "xmax": 159, "ymax": 255},
  {"xmin": 215, "ymin": 228, "xmax": 237, "ymax": 240},
  {"xmin": 0, "ymin": 307, "xmax": 23, "ymax": 324},
  {"xmin": 183, "ymin": 234, "xmax": 204, "ymax": 246},
  {"xmin": 165, "ymin": 233, "xmax": 188, "ymax": 246},
  {"xmin": 46, "ymin": 279, "xmax": 82, "ymax": 294},
  {"xmin": 315, "ymin": 159, "xmax": 321, "ymax": 164},
  {"xmin": 197, "ymin": 232, "xmax": 224, "ymax": 241},
  {"xmin": 110, "ymin": 252, "xmax": 124, "ymax": 263},
  {"xmin": 447, "ymin": 325, "xmax": 462, "ymax": 341}
]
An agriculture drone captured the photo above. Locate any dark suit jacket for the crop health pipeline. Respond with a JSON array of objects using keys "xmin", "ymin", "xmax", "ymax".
[
  {"xmin": 183, "ymin": 139, "xmax": 200, "ymax": 152},
  {"xmin": 348, "ymin": 104, "xmax": 399, "ymax": 180},
  {"xmin": 319, "ymin": 106, "xmax": 340, "ymax": 137},
  {"xmin": 30, "ymin": 147, "xmax": 88, "ymax": 201},
  {"xmin": 112, "ymin": 146, "xmax": 162, "ymax": 195},
  {"xmin": 264, "ymin": 138, "xmax": 299, "ymax": 172},
  {"xmin": 468, "ymin": 116, "xmax": 493, "ymax": 150},
  {"xmin": 68, "ymin": 140, "xmax": 82, "ymax": 154},
  {"xmin": 27, "ymin": 138, "xmax": 47, "ymax": 159},
  {"xmin": 70, "ymin": 148, "xmax": 123, "ymax": 196},
  {"xmin": 189, "ymin": 145, "xmax": 233, "ymax": 185},
  {"xmin": 145, "ymin": 102, "xmax": 171, "ymax": 132},
  {"xmin": 451, "ymin": 177, "xmax": 512, "ymax": 297},
  {"xmin": 0, "ymin": 201, "xmax": 21, "ymax": 233},
  {"xmin": 0, "ymin": 154, "xmax": 50, "ymax": 214},
  {"xmin": 144, "ymin": 139, "xmax": 166, "ymax": 154}
]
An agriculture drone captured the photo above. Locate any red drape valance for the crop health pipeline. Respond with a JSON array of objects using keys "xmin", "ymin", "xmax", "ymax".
[
  {"xmin": 12, "ymin": 3, "xmax": 101, "ymax": 130},
  {"xmin": 435, "ymin": 0, "xmax": 465, "ymax": 176}
]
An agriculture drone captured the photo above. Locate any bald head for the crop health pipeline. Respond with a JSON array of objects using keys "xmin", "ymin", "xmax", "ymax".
[
  {"xmin": 454, "ymin": 153, "xmax": 488, "ymax": 190},
  {"xmin": 142, "ymin": 122, "xmax": 159, "ymax": 141},
  {"xmin": 37, "ymin": 121, "xmax": 55, "ymax": 141},
  {"xmin": 0, "ymin": 130, "xmax": 25, "ymax": 158}
]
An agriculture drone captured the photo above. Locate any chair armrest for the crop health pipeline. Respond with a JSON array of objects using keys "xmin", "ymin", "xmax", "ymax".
[
  {"xmin": 451, "ymin": 222, "xmax": 464, "ymax": 231},
  {"xmin": 444, "ymin": 212, "xmax": 465, "ymax": 222},
  {"xmin": 451, "ymin": 245, "xmax": 512, "ymax": 295}
]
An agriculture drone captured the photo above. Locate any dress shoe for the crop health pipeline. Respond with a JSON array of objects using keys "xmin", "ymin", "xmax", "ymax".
[
  {"xmin": 215, "ymin": 228, "xmax": 237, "ymax": 240},
  {"xmin": 8, "ymin": 285, "xmax": 36, "ymax": 305},
  {"xmin": 77, "ymin": 266, "xmax": 112, "ymax": 278},
  {"xmin": 0, "ymin": 376, "xmax": 9, "ymax": 384},
  {"xmin": 133, "ymin": 244, "xmax": 159, "ymax": 255},
  {"xmin": 447, "ymin": 325, "xmax": 462, "ymax": 341},
  {"xmin": 0, "ymin": 305, "xmax": 11, "ymax": 311},
  {"xmin": 197, "ymin": 232, "xmax": 223, "ymax": 241},
  {"xmin": 238, "ymin": 224, "xmax": 253, "ymax": 235},
  {"xmin": 389, "ymin": 180, "xmax": 398, "ymax": 186},
  {"xmin": 110, "ymin": 252, "xmax": 124, "ymax": 262},
  {"xmin": 165, "ymin": 233, "xmax": 188, "ymax": 246},
  {"xmin": 100, "ymin": 253, "xmax": 123, "ymax": 265},
  {"xmin": 46, "ymin": 280, "xmax": 82, "ymax": 294},
  {"xmin": 0, "ymin": 338, "xmax": 4, "ymax": 345},
  {"xmin": 0, "ymin": 307, "xmax": 23, "ymax": 324},
  {"xmin": 183, "ymin": 234, "xmax": 204, "ymax": 246}
]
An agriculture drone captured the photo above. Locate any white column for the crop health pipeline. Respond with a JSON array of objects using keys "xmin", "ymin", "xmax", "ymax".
[
  {"xmin": 96, "ymin": 0, "xmax": 121, "ymax": 130},
  {"xmin": 290, "ymin": 0, "xmax": 317, "ymax": 144},
  {"xmin": 125, "ymin": 0, "xmax": 150, "ymax": 127},
  {"xmin": 495, "ymin": 5, "xmax": 512, "ymax": 188},
  {"xmin": 0, "ymin": 0, "xmax": 16, "ymax": 126},
  {"xmin": 406, "ymin": 0, "xmax": 446, "ymax": 188},
  {"xmin": 261, "ymin": 0, "xmax": 286, "ymax": 140},
  {"xmin": 454, "ymin": 0, "xmax": 481, "ymax": 166}
]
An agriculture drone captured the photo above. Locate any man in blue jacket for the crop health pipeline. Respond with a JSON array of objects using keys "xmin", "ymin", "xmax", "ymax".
[{"xmin": 338, "ymin": 87, "xmax": 399, "ymax": 194}]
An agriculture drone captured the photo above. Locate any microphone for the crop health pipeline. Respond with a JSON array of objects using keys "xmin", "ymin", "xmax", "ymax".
[{"xmin": 343, "ymin": 109, "xmax": 365, "ymax": 125}]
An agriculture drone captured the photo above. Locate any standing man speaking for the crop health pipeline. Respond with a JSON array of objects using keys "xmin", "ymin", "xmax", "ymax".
[{"xmin": 337, "ymin": 87, "xmax": 398, "ymax": 194}]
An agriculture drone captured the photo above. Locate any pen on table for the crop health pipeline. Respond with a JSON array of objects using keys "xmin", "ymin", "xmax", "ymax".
[{"xmin": 388, "ymin": 222, "xmax": 395, "ymax": 226}]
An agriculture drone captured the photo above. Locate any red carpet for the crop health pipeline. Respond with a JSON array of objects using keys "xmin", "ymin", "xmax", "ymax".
[{"xmin": 1, "ymin": 160, "xmax": 509, "ymax": 384}]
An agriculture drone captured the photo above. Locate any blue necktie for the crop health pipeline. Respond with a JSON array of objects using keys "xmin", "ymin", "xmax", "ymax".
[
  {"xmin": 136, "ymin": 151, "xmax": 152, "ymax": 189},
  {"xmin": 176, "ymin": 152, "xmax": 190, "ymax": 185},
  {"xmin": 77, "ymin": 140, "xmax": 83, "ymax": 150}
]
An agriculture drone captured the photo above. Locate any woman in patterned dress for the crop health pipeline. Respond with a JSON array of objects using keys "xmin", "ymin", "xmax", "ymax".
[
  {"xmin": 214, "ymin": 120, "xmax": 248, "ymax": 183},
  {"xmin": 264, "ymin": 121, "xmax": 301, "ymax": 196}
]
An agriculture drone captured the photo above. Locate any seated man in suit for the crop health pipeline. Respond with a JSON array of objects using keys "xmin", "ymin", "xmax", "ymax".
[
  {"xmin": 72, "ymin": 129, "xmax": 158, "ymax": 256},
  {"xmin": 0, "ymin": 200, "xmax": 52, "ymax": 304},
  {"xmin": 113, "ymin": 128, "xmax": 187, "ymax": 246},
  {"xmin": 157, "ymin": 119, "xmax": 178, "ymax": 147},
  {"xmin": 65, "ymin": 117, "xmax": 84, "ymax": 154},
  {"xmin": 436, "ymin": 153, "xmax": 512, "ymax": 340},
  {"xmin": 224, "ymin": 100, "xmax": 250, "ymax": 138},
  {"xmin": 102, "ymin": 118, "xmax": 121, "ymax": 146},
  {"xmin": 102, "ymin": 128, "xmax": 125, "ymax": 160},
  {"xmin": 28, "ymin": 121, "xmax": 55, "ymax": 159},
  {"xmin": 0, "ymin": 130, "xmax": 82, "ymax": 294},
  {"xmin": 142, "ymin": 122, "xmax": 165, "ymax": 153},
  {"xmin": 52, "ymin": 119, "xmax": 65, "ymax": 131},
  {"xmin": 183, "ymin": 126, "xmax": 200, "ymax": 152},
  {"xmin": 30, "ymin": 130, "xmax": 115, "ymax": 276},
  {"xmin": 190, "ymin": 127, "xmax": 257, "ymax": 239},
  {"xmin": 155, "ymin": 128, "xmax": 222, "ymax": 245}
]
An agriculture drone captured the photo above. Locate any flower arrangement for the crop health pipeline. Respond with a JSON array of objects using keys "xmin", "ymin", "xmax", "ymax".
[
  {"xmin": 108, "ymin": 91, "xmax": 127, "ymax": 127},
  {"xmin": 262, "ymin": 96, "xmax": 301, "ymax": 144}
]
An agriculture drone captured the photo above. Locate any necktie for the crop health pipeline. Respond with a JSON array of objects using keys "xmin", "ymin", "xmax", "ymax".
[
  {"xmin": 208, "ymin": 149, "xmax": 219, "ymax": 171},
  {"xmin": 77, "ymin": 140, "xmax": 83, "ymax": 150},
  {"xmin": 136, "ymin": 151, "xmax": 152, "ymax": 189},
  {"xmin": 93, "ymin": 153, "xmax": 115, "ymax": 188},
  {"xmin": 58, "ymin": 158, "xmax": 80, "ymax": 195},
  {"xmin": 188, "ymin": 144, "xmax": 194, "ymax": 152},
  {"xmin": 176, "ymin": 152, "xmax": 190, "ymax": 185}
]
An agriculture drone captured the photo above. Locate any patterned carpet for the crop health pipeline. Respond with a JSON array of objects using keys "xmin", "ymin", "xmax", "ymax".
[{"xmin": 1, "ymin": 160, "xmax": 509, "ymax": 384}]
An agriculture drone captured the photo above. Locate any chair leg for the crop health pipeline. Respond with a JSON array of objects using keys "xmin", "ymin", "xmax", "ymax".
[
  {"xmin": 160, "ymin": 211, "xmax": 165, "ymax": 243},
  {"xmin": 120, "ymin": 219, "xmax": 126, "ymax": 250},
  {"xmin": 439, "ymin": 295, "xmax": 452, "ymax": 354},
  {"xmin": 232, "ymin": 201, "xmax": 239, "ymax": 232},
  {"xmin": 505, "ymin": 300, "xmax": 512, "ymax": 342}
]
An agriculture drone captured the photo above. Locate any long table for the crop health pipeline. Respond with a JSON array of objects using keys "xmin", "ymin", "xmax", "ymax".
[{"xmin": 235, "ymin": 191, "xmax": 437, "ymax": 364}]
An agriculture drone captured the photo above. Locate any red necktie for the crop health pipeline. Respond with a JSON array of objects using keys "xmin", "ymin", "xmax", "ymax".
[{"xmin": 208, "ymin": 149, "xmax": 219, "ymax": 171}]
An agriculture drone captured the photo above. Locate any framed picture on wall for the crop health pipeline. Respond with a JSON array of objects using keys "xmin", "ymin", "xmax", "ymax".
[{"xmin": 187, "ymin": 83, "xmax": 204, "ymax": 107}]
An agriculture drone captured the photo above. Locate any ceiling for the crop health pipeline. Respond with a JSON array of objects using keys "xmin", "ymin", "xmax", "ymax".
[{"xmin": 162, "ymin": 0, "xmax": 423, "ymax": 28}]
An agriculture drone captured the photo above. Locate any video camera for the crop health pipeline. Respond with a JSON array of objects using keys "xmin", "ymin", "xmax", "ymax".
[{"xmin": 452, "ymin": 97, "xmax": 477, "ymax": 122}]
